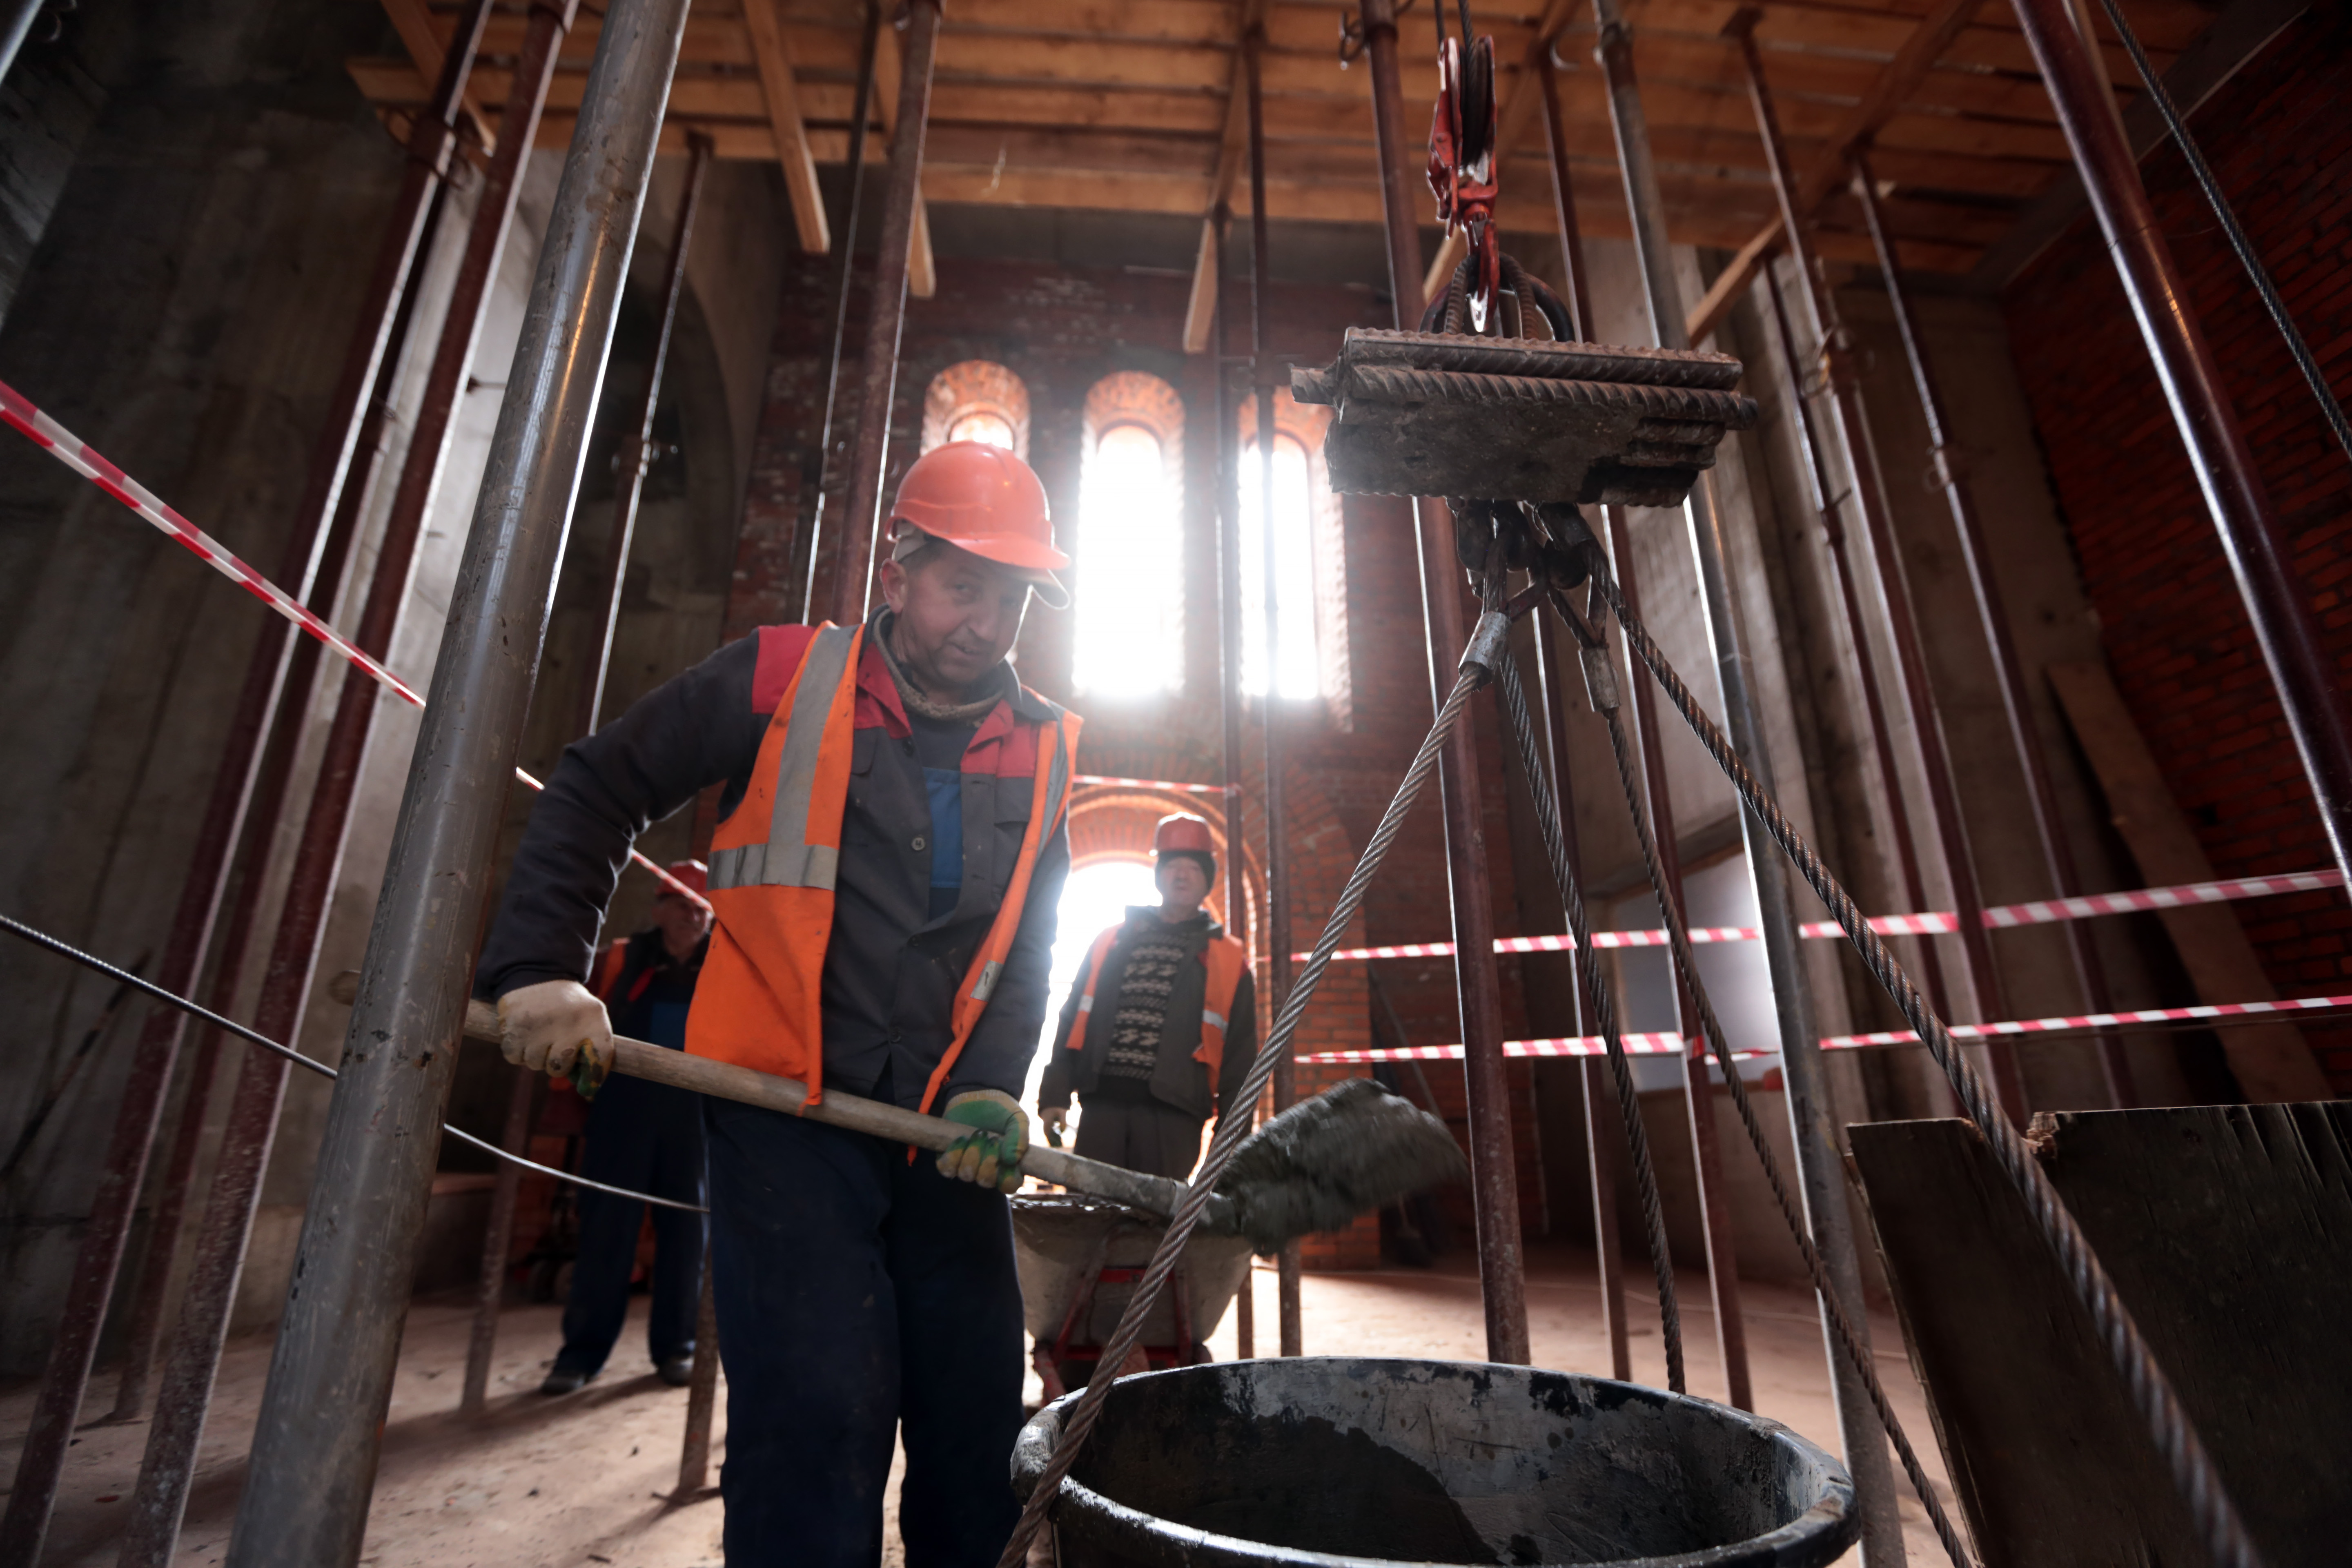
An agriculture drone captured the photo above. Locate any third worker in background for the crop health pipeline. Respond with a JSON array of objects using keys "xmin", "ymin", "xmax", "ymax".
[{"xmin": 1040, "ymin": 815, "xmax": 1257, "ymax": 1178}]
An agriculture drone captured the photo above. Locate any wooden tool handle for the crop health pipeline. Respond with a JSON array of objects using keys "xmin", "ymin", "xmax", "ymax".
[{"xmin": 460, "ymin": 1000, "xmax": 1189, "ymax": 1218}]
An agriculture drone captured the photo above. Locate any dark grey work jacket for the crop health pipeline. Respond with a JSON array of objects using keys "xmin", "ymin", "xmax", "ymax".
[{"xmin": 1038, "ymin": 909, "xmax": 1258, "ymax": 1124}]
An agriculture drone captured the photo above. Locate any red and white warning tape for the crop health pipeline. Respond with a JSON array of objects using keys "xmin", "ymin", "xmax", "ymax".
[
  {"xmin": 1295, "ymin": 992, "xmax": 2352, "ymax": 1065},
  {"xmin": 1298, "ymin": 868, "xmax": 2346, "ymax": 963},
  {"xmin": 1073, "ymin": 774, "xmax": 1234, "ymax": 795},
  {"xmin": 2, "ymin": 379, "xmax": 699, "ymax": 903}
]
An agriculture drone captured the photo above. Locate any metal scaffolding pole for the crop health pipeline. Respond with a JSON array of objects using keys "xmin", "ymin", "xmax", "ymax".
[
  {"xmin": 1727, "ymin": 14, "xmax": 2025, "ymax": 1127},
  {"xmin": 222, "ymin": 0, "xmax": 689, "ymax": 1555},
  {"xmin": 1535, "ymin": 33, "xmax": 1752, "ymax": 1409},
  {"xmin": 1532, "ymin": 50, "xmax": 1629, "ymax": 1383},
  {"xmin": 1589, "ymin": 0, "xmax": 1902, "ymax": 1556},
  {"xmin": 1847, "ymin": 147, "xmax": 2134, "ymax": 1106},
  {"xmin": 1241, "ymin": 24, "xmax": 1303, "ymax": 1360},
  {"xmin": 120, "ymin": 10, "xmax": 580, "ymax": 1560},
  {"xmin": 830, "ymin": 0, "xmax": 941, "ymax": 627},
  {"xmin": 1209, "ymin": 204, "xmax": 1256, "ymax": 1359},
  {"xmin": 109, "ymin": 178, "xmax": 456, "ymax": 1430},
  {"xmin": 1358, "ymin": 0, "xmax": 1529, "ymax": 1366},
  {"xmin": 0, "ymin": 6, "xmax": 495, "ymax": 1557},
  {"xmin": 795, "ymin": 0, "xmax": 883, "ymax": 622}
]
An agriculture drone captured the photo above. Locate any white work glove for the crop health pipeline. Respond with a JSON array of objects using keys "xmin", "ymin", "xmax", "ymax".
[{"xmin": 497, "ymin": 978, "xmax": 613, "ymax": 1096}]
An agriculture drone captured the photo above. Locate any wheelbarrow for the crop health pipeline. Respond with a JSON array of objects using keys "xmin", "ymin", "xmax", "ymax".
[{"xmin": 1012, "ymin": 1194, "xmax": 1256, "ymax": 1402}]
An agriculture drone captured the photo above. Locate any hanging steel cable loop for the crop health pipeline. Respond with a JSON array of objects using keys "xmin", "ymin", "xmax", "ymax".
[
  {"xmin": 0, "ymin": 913, "xmax": 707, "ymax": 1215},
  {"xmin": 1507, "ymin": 597, "xmax": 1975, "ymax": 1566},
  {"xmin": 1473, "ymin": 611, "xmax": 1686, "ymax": 1393},
  {"xmin": 996, "ymin": 643, "xmax": 1493, "ymax": 1568},
  {"xmin": 1584, "ymin": 567, "xmax": 2265, "ymax": 1568},
  {"xmin": 2095, "ymin": 0, "xmax": 2352, "ymax": 474}
]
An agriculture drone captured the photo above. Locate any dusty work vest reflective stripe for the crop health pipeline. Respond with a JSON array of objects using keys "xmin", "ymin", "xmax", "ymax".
[
  {"xmin": 688, "ymin": 622, "xmax": 1081, "ymax": 1114},
  {"xmin": 1061, "ymin": 924, "xmax": 1247, "ymax": 1092}
]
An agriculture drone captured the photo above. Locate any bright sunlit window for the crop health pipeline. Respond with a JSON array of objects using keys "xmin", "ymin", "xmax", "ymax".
[
  {"xmin": 947, "ymin": 409, "xmax": 1016, "ymax": 450},
  {"xmin": 1071, "ymin": 387, "xmax": 1185, "ymax": 697},
  {"xmin": 1240, "ymin": 432, "xmax": 1320, "ymax": 699},
  {"xmin": 1023, "ymin": 857, "xmax": 1162, "ymax": 1112}
]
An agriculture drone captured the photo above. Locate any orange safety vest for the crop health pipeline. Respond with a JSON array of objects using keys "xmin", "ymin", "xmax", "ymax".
[
  {"xmin": 1061, "ymin": 922, "xmax": 1248, "ymax": 1094},
  {"xmin": 687, "ymin": 623, "xmax": 1081, "ymax": 1114}
]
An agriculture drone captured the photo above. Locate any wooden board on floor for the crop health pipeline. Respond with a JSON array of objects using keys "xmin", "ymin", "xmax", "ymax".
[{"xmin": 1849, "ymin": 1107, "xmax": 2352, "ymax": 1568}]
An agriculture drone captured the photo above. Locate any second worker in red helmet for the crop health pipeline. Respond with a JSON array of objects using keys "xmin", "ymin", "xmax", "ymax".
[{"xmin": 1039, "ymin": 814, "xmax": 1259, "ymax": 1178}]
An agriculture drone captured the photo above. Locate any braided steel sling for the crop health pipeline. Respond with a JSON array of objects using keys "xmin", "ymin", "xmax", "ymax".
[
  {"xmin": 1498, "ymin": 596, "xmax": 1973, "ymax": 1567},
  {"xmin": 1586, "ymin": 566, "xmax": 2266, "ymax": 1568},
  {"xmin": 994, "ymin": 655, "xmax": 1487, "ymax": 1568}
]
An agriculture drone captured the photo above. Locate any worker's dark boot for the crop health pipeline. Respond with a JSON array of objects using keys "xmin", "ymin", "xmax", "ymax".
[
  {"xmin": 657, "ymin": 1354, "xmax": 694, "ymax": 1388},
  {"xmin": 539, "ymin": 1364, "xmax": 595, "ymax": 1396}
]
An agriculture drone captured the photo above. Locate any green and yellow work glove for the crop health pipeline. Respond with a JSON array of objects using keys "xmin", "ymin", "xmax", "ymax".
[{"xmin": 937, "ymin": 1090, "xmax": 1029, "ymax": 1193}]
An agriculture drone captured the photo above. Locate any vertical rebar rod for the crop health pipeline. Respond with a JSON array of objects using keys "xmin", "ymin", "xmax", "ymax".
[
  {"xmin": 1363, "ymin": 0, "xmax": 1528, "ymax": 1366},
  {"xmin": 108, "ymin": 182, "xmax": 454, "ymax": 1425},
  {"xmin": 120, "ymin": 14, "xmax": 580, "ymax": 1562},
  {"xmin": 1242, "ymin": 29, "xmax": 1303, "ymax": 1358},
  {"xmin": 1590, "ymin": 0, "xmax": 1902, "ymax": 1555},
  {"xmin": 830, "ymin": 0, "xmax": 940, "ymax": 627},
  {"xmin": 796, "ymin": 0, "xmax": 883, "ymax": 622},
  {"xmin": 1533, "ymin": 47, "xmax": 1630, "ymax": 1380},
  {"xmin": 0, "ymin": 7, "xmax": 495, "ymax": 1556},
  {"xmin": 581, "ymin": 131, "xmax": 712, "ymax": 736},
  {"xmin": 1847, "ymin": 150, "xmax": 2134, "ymax": 1105},
  {"xmin": 1210, "ymin": 203, "xmax": 1256, "ymax": 1359},
  {"xmin": 675, "ymin": 1241, "xmax": 720, "ymax": 1493},
  {"xmin": 1728, "ymin": 14, "xmax": 2024, "ymax": 1127},
  {"xmin": 1756, "ymin": 259, "xmax": 1955, "ymax": 1025},
  {"xmin": 223, "ymin": 0, "xmax": 688, "ymax": 1557},
  {"xmin": 460, "ymin": 1069, "xmax": 539, "ymax": 1414}
]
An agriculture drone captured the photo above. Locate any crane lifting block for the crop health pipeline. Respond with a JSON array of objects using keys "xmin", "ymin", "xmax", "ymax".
[{"xmin": 1291, "ymin": 328, "xmax": 1758, "ymax": 507}]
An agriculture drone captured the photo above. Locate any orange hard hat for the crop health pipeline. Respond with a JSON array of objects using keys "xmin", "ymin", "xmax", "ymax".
[
  {"xmin": 1154, "ymin": 814, "xmax": 1217, "ymax": 858},
  {"xmin": 890, "ymin": 441, "xmax": 1069, "ymax": 576},
  {"xmin": 657, "ymin": 859, "xmax": 709, "ymax": 902}
]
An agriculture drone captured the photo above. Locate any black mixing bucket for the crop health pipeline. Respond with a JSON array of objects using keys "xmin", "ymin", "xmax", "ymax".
[{"xmin": 1011, "ymin": 1357, "xmax": 1858, "ymax": 1566}]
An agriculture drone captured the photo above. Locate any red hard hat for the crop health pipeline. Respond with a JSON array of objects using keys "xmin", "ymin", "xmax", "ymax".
[
  {"xmin": 1153, "ymin": 814, "xmax": 1217, "ymax": 858},
  {"xmin": 657, "ymin": 859, "xmax": 709, "ymax": 902},
  {"xmin": 890, "ymin": 441, "xmax": 1069, "ymax": 574}
]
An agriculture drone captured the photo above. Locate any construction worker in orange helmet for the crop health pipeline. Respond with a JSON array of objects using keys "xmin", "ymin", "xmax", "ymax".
[
  {"xmin": 1040, "ymin": 814, "xmax": 1258, "ymax": 1179},
  {"xmin": 478, "ymin": 439, "xmax": 1080, "ymax": 1566}
]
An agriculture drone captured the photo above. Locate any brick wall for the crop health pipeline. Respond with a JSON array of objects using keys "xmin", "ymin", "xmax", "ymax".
[
  {"xmin": 734, "ymin": 252, "xmax": 1546, "ymax": 1261},
  {"xmin": 2002, "ymin": 7, "xmax": 2352, "ymax": 1091}
]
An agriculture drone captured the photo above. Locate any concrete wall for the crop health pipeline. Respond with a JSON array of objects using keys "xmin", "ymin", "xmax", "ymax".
[{"xmin": 0, "ymin": 0, "xmax": 788, "ymax": 1364}]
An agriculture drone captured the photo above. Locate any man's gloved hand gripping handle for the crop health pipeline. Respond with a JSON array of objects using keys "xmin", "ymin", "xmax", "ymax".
[
  {"xmin": 497, "ymin": 978, "xmax": 614, "ymax": 1098},
  {"xmin": 937, "ymin": 1089, "xmax": 1029, "ymax": 1193}
]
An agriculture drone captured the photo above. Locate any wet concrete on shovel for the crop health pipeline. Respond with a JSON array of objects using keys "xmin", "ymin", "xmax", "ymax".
[{"xmin": 4, "ymin": 1242, "xmax": 1954, "ymax": 1566}]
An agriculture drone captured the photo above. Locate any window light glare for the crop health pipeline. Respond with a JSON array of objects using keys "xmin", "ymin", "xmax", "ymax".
[
  {"xmin": 1073, "ymin": 423, "xmax": 1183, "ymax": 697},
  {"xmin": 1240, "ymin": 434, "xmax": 1320, "ymax": 699}
]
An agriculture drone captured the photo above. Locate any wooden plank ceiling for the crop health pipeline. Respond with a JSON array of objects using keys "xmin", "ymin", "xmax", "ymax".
[{"xmin": 349, "ymin": 0, "xmax": 2221, "ymax": 283}]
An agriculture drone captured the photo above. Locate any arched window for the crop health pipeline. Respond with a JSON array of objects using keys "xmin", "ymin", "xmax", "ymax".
[
  {"xmin": 1238, "ymin": 390, "xmax": 1349, "ymax": 712},
  {"xmin": 1073, "ymin": 372, "xmax": 1186, "ymax": 697},
  {"xmin": 921, "ymin": 360, "xmax": 1030, "ymax": 459}
]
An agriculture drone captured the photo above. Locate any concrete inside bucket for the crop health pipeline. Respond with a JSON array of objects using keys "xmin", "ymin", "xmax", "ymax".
[{"xmin": 1011, "ymin": 1357, "xmax": 1858, "ymax": 1567}]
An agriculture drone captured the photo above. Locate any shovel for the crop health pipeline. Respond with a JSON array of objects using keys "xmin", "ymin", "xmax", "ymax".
[{"xmin": 461, "ymin": 1000, "xmax": 1462, "ymax": 1251}]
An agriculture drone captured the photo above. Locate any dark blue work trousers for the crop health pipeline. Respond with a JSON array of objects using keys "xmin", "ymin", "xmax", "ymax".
[
  {"xmin": 704, "ymin": 1095, "xmax": 1026, "ymax": 1568},
  {"xmin": 557, "ymin": 1074, "xmax": 708, "ymax": 1375}
]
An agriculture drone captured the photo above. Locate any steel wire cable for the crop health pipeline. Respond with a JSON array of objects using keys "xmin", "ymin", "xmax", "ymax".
[
  {"xmin": 1586, "ymin": 570, "xmax": 2266, "ymax": 1568},
  {"xmin": 1484, "ymin": 642, "xmax": 1686, "ymax": 1393},
  {"xmin": 995, "ymin": 662, "xmax": 1486, "ymax": 1568},
  {"xmin": 1503, "ymin": 618, "xmax": 1973, "ymax": 1566},
  {"xmin": 2096, "ymin": 0, "xmax": 2352, "ymax": 475},
  {"xmin": 0, "ymin": 912, "xmax": 708, "ymax": 1215}
]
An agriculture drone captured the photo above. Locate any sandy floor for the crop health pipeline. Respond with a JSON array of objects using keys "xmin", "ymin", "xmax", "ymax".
[{"xmin": 9, "ymin": 1242, "xmax": 1956, "ymax": 1566}]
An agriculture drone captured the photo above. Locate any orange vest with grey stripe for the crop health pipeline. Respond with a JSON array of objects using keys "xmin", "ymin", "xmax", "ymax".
[
  {"xmin": 685, "ymin": 622, "xmax": 1081, "ymax": 1115},
  {"xmin": 1060, "ymin": 923, "xmax": 1248, "ymax": 1094}
]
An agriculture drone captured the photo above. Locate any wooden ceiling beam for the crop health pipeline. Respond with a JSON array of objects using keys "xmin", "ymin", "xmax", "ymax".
[
  {"xmin": 378, "ymin": 0, "xmax": 498, "ymax": 151},
  {"xmin": 742, "ymin": 0, "xmax": 832, "ymax": 252},
  {"xmin": 1684, "ymin": 0, "xmax": 1989, "ymax": 345},
  {"xmin": 1184, "ymin": 0, "xmax": 1270, "ymax": 354}
]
